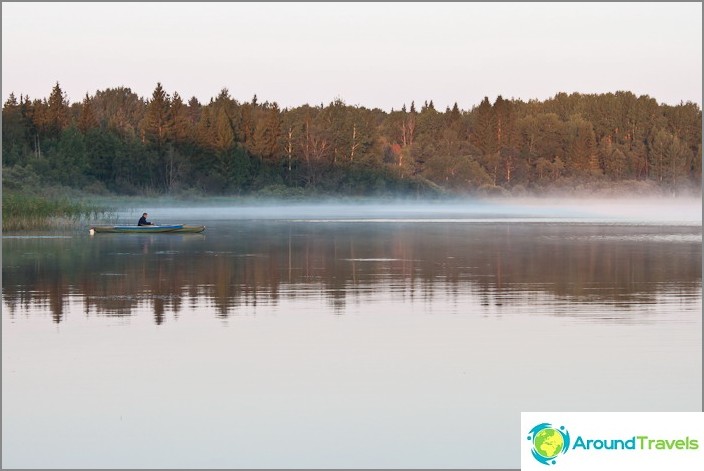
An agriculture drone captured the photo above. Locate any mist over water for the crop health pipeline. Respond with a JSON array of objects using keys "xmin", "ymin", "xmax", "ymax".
[{"xmin": 111, "ymin": 196, "xmax": 702, "ymax": 225}]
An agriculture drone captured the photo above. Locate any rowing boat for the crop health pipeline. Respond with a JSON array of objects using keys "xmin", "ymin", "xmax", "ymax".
[{"xmin": 89, "ymin": 225, "xmax": 206, "ymax": 234}]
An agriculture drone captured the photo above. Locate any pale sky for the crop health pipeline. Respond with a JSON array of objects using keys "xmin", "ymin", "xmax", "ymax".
[{"xmin": 2, "ymin": 2, "xmax": 702, "ymax": 111}]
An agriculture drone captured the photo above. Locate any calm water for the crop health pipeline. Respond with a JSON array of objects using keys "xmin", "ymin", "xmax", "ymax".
[{"xmin": 2, "ymin": 200, "xmax": 702, "ymax": 468}]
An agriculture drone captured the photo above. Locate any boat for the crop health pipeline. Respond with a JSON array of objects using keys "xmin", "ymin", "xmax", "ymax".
[{"xmin": 89, "ymin": 224, "xmax": 206, "ymax": 234}]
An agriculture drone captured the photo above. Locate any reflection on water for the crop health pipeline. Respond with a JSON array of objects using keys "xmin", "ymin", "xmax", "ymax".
[
  {"xmin": 2, "ymin": 216, "xmax": 702, "ymax": 468},
  {"xmin": 2, "ymin": 222, "xmax": 701, "ymax": 324}
]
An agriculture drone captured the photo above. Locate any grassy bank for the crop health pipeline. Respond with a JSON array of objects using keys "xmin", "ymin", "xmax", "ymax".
[{"xmin": 2, "ymin": 192, "xmax": 112, "ymax": 231}]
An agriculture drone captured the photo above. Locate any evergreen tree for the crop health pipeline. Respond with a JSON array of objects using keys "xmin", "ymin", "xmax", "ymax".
[
  {"xmin": 187, "ymin": 96, "xmax": 202, "ymax": 126},
  {"xmin": 77, "ymin": 93, "xmax": 99, "ymax": 134},
  {"xmin": 472, "ymin": 97, "xmax": 497, "ymax": 155},
  {"xmin": 141, "ymin": 82, "xmax": 171, "ymax": 149},
  {"xmin": 2, "ymin": 94, "xmax": 27, "ymax": 165},
  {"xmin": 170, "ymin": 92, "xmax": 191, "ymax": 145},
  {"xmin": 252, "ymin": 102, "xmax": 282, "ymax": 161},
  {"xmin": 566, "ymin": 116, "xmax": 599, "ymax": 174},
  {"xmin": 46, "ymin": 82, "xmax": 69, "ymax": 138}
]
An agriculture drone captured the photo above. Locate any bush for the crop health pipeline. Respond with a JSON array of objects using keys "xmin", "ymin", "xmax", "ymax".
[{"xmin": 2, "ymin": 164, "xmax": 42, "ymax": 192}]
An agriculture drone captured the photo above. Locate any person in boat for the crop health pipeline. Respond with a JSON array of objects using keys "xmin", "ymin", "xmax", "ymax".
[{"xmin": 138, "ymin": 213, "xmax": 154, "ymax": 226}]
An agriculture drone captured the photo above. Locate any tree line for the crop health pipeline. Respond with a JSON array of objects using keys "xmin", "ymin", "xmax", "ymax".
[{"xmin": 2, "ymin": 82, "xmax": 701, "ymax": 196}]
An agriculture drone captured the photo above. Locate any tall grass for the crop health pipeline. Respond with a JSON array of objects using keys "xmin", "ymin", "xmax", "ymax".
[{"xmin": 2, "ymin": 192, "xmax": 110, "ymax": 231}]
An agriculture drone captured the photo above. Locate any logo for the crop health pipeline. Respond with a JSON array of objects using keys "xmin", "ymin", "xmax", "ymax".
[
  {"xmin": 527, "ymin": 423, "xmax": 571, "ymax": 465},
  {"xmin": 522, "ymin": 413, "xmax": 703, "ymax": 470}
]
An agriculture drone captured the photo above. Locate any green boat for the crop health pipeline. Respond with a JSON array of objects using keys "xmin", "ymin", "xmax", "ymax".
[{"xmin": 90, "ymin": 224, "xmax": 206, "ymax": 234}]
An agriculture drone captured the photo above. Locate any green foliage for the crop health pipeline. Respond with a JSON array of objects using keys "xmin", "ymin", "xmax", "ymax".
[
  {"xmin": 52, "ymin": 126, "xmax": 88, "ymax": 185},
  {"xmin": 2, "ymin": 190, "xmax": 109, "ymax": 231},
  {"xmin": 2, "ymin": 84, "xmax": 701, "ymax": 198},
  {"xmin": 141, "ymin": 82, "xmax": 171, "ymax": 150},
  {"xmin": 2, "ymin": 164, "xmax": 43, "ymax": 191}
]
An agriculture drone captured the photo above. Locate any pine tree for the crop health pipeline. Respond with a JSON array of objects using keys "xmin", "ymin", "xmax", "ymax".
[
  {"xmin": 141, "ymin": 82, "xmax": 171, "ymax": 149},
  {"xmin": 2, "ymin": 93, "xmax": 27, "ymax": 165},
  {"xmin": 170, "ymin": 92, "xmax": 191, "ymax": 145},
  {"xmin": 214, "ymin": 107, "xmax": 236, "ymax": 151},
  {"xmin": 77, "ymin": 93, "xmax": 99, "ymax": 134},
  {"xmin": 450, "ymin": 102, "xmax": 460, "ymax": 122},
  {"xmin": 252, "ymin": 102, "xmax": 282, "ymax": 160},
  {"xmin": 494, "ymin": 96, "xmax": 512, "ymax": 148},
  {"xmin": 187, "ymin": 96, "xmax": 202, "ymax": 126},
  {"xmin": 472, "ymin": 97, "xmax": 497, "ymax": 155},
  {"xmin": 567, "ymin": 116, "xmax": 599, "ymax": 174},
  {"xmin": 46, "ymin": 82, "xmax": 69, "ymax": 138}
]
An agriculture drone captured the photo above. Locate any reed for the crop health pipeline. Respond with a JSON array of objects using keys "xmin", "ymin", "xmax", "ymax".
[{"xmin": 2, "ymin": 192, "xmax": 110, "ymax": 231}]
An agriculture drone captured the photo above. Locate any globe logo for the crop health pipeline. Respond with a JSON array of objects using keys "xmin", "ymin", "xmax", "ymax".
[{"xmin": 527, "ymin": 423, "xmax": 571, "ymax": 465}]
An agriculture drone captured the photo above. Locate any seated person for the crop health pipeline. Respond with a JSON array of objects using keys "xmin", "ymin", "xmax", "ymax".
[{"xmin": 138, "ymin": 213, "xmax": 154, "ymax": 226}]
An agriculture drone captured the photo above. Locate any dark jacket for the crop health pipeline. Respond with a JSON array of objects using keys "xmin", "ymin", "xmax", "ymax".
[{"xmin": 138, "ymin": 216, "xmax": 153, "ymax": 226}]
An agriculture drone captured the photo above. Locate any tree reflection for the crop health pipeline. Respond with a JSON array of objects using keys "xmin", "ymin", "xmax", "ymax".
[{"xmin": 2, "ymin": 223, "xmax": 701, "ymax": 323}]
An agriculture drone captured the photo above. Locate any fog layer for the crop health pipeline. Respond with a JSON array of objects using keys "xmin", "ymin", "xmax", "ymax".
[{"xmin": 112, "ymin": 196, "xmax": 702, "ymax": 225}]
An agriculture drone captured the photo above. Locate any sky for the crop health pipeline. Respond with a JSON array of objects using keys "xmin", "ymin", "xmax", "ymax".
[{"xmin": 2, "ymin": 2, "xmax": 702, "ymax": 111}]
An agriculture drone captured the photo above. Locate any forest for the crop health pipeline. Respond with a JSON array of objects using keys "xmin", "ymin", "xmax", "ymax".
[{"xmin": 2, "ymin": 82, "xmax": 702, "ymax": 198}]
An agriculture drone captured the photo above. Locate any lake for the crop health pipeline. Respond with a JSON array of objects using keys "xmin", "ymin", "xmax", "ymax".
[{"xmin": 2, "ymin": 198, "xmax": 701, "ymax": 468}]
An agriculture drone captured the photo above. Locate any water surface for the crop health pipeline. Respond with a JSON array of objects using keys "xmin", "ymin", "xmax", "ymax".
[{"xmin": 3, "ymin": 200, "xmax": 701, "ymax": 468}]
